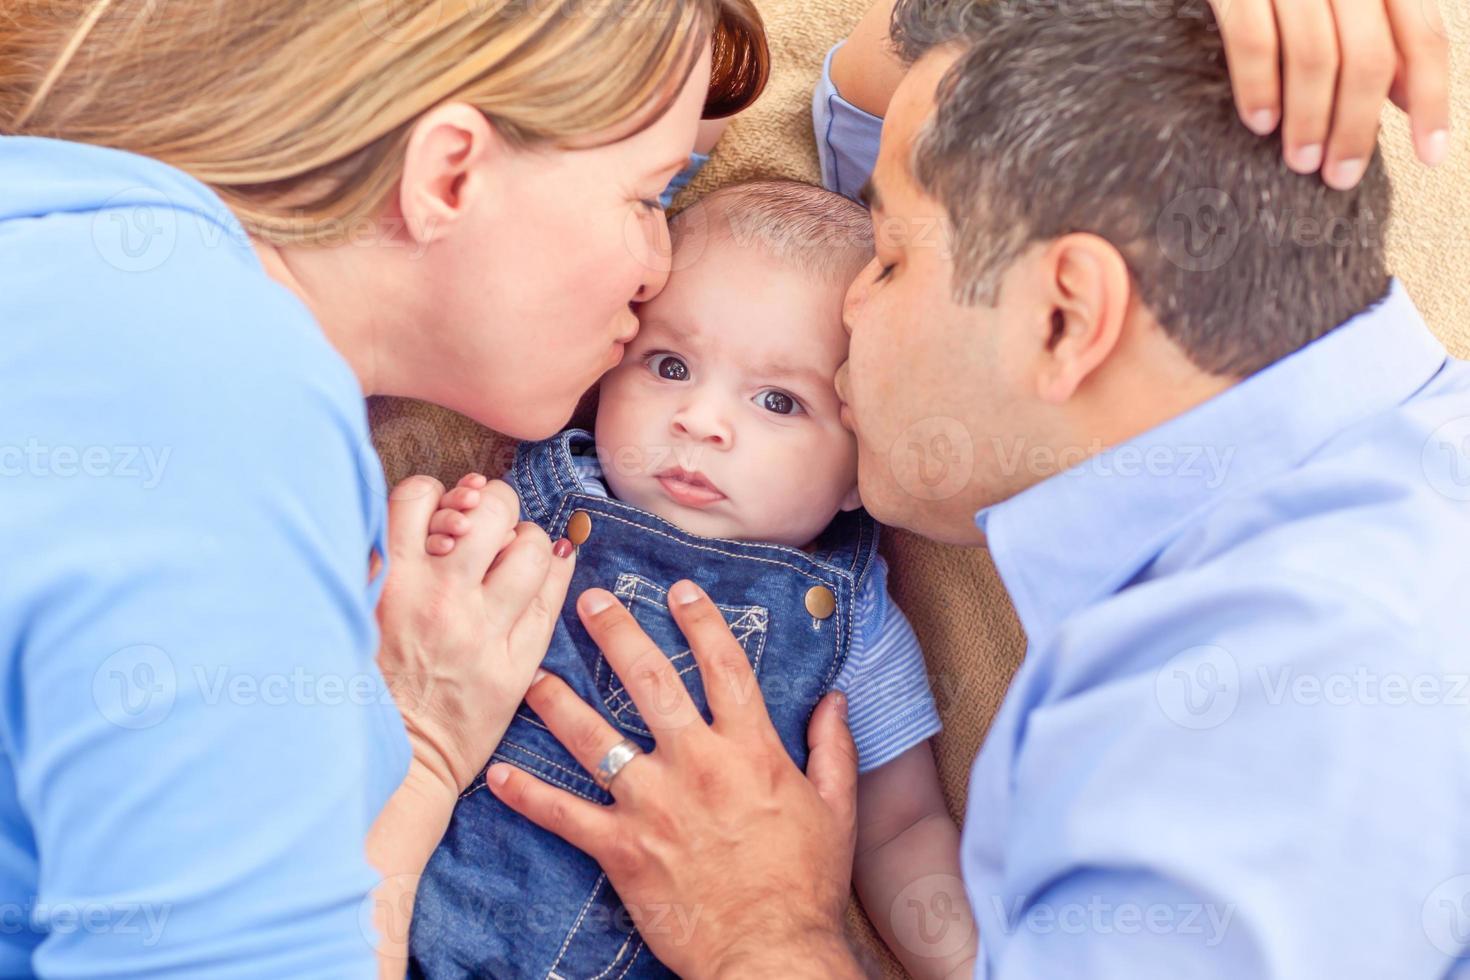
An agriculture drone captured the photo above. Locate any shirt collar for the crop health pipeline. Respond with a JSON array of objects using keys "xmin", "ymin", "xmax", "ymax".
[{"xmin": 976, "ymin": 279, "xmax": 1447, "ymax": 646}]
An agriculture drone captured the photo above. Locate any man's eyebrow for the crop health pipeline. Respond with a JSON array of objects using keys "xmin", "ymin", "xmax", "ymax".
[{"xmin": 858, "ymin": 177, "xmax": 883, "ymax": 212}]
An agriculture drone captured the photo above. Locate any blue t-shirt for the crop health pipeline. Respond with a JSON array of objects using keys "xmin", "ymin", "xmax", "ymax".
[{"xmin": 0, "ymin": 136, "xmax": 409, "ymax": 976}]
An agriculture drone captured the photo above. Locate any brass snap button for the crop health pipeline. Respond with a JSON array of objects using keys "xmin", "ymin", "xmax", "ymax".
[
  {"xmin": 805, "ymin": 585, "xmax": 836, "ymax": 620},
  {"xmin": 567, "ymin": 510, "xmax": 592, "ymax": 546}
]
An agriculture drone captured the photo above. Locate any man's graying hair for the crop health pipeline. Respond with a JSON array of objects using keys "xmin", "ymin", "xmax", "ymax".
[{"xmin": 891, "ymin": 0, "xmax": 1391, "ymax": 378}]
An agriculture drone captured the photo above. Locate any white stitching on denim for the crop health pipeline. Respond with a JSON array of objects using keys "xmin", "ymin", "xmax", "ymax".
[
  {"xmin": 588, "ymin": 932, "xmax": 638, "ymax": 980},
  {"xmin": 557, "ymin": 504, "xmax": 838, "ymax": 584},
  {"xmin": 547, "ymin": 872, "xmax": 607, "ymax": 978},
  {"xmin": 613, "ymin": 940, "xmax": 644, "ymax": 979},
  {"xmin": 498, "ymin": 743, "xmax": 603, "ymax": 797}
]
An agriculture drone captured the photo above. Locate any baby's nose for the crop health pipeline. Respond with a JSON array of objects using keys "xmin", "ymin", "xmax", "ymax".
[{"xmin": 671, "ymin": 402, "xmax": 733, "ymax": 447}]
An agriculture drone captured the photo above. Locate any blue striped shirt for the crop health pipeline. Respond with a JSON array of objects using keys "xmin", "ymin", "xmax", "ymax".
[{"xmin": 570, "ymin": 455, "xmax": 941, "ymax": 772}]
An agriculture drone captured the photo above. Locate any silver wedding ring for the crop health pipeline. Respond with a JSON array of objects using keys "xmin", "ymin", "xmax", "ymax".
[{"xmin": 594, "ymin": 738, "xmax": 643, "ymax": 792}]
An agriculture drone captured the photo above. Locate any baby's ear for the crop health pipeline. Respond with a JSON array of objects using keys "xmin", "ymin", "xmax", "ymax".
[{"xmin": 838, "ymin": 483, "xmax": 863, "ymax": 513}]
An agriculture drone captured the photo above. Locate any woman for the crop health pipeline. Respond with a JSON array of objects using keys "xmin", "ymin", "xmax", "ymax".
[{"xmin": 0, "ymin": 0, "xmax": 764, "ymax": 975}]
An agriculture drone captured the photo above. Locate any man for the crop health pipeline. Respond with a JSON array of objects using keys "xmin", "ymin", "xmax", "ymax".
[{"xmin": 487, "ymin": 0, "xmax": 1468, "ymax": 976}]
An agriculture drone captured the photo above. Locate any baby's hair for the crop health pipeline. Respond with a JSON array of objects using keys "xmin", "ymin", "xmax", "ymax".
[{"xmin": 672, "ymin": 179, "xmax": 874, "ymax": 286}]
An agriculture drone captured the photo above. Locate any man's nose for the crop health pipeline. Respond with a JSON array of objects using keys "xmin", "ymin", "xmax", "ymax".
[{"xmin": 842, "ymin": 256, "xmax": 880, "ymax": 336}]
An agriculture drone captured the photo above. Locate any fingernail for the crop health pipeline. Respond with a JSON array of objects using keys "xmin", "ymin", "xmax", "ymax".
[
  {"xmin": 670, "ymin": 581, "xmax": 703, "ymax": 606},
  {"xmin": 553, "ymin": 538, "xmax": 573, "ymax": 559},
  {"xmin": 1325, "ymin": 157, "xmax": 1366, "ymax": 190},
  {"xmin": 1424, "ymin": 129, "xmax": 1450, "ymax": 167},
  {"xmin": 1289, "ymin": 143, "xmax": 1323, "ymax": 173},
  {"xmin": 833, "ymin": 691, "xmax": 848, "ymax": 720},
  {"xmin": 1246, "ymin": 108, "xmax": 1278, "ymax": 135},
  {"xmin": 532, "ymin": 668, "xmax": 550, "ymax": 684},
  {"xmin": 486, "ymin": 764, "xmax": 510, "ymax": 788},
  {"xmin": 581, "ymin": 590, "xmax": 615, "ymax": 615}
]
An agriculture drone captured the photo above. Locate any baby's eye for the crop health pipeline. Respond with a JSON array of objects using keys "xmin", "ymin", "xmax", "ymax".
[
  {"xmin": 756, "ymin": 389, "xmax": 803, "ymax": 416},
  {"xmin": 648, "ymin": 353, "xmax": 689, "ymax": 381}
]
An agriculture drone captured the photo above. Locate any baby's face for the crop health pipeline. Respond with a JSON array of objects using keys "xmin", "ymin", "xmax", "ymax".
[{"xmin": 595, "ymin": 237, "xmax": 861, "ymax": 547}]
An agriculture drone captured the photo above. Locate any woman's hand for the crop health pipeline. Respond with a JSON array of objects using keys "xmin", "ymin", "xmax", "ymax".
[
  {"xmin": 368, "ymin": 473, "xmax": 575, "ymax": 975},
  {"xmin": 1210, "ymin": 0, "xmax": 1452, "ymax": 188},
  {"xmin": 485, "ymin": 580, "xmax": 865, "ymax": 980},
  {"xmin": 377, "ymin": 473, "xmax": 576, "ymax": 796}
]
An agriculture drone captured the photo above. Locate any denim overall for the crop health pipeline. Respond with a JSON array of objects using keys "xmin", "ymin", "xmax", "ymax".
[{"xmin": 409, "ymin": 430, "xmax": 880, "ymax": 979}]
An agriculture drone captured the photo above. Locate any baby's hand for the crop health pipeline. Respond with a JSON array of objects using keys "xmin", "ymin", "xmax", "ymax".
[{"xmin": 426, "ymin": 472, "xmax": 518, "ymax": 557}]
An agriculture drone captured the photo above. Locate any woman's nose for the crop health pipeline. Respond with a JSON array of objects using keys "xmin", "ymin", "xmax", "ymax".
[{"xmin": 632, "ymin": 211, "xmax": 674, "ymax": 302}]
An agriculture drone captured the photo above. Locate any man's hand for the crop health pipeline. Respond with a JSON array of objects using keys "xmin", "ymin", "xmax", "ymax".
[
  {"xmin": 485, "ymin": 580, "xmax": 865, "ymax": 979},
  {"xmin": 1210, "ymin": 0, "xmax": 1452, "ymax": 188}
]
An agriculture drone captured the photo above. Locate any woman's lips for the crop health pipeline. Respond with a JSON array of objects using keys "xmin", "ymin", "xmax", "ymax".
[{"xmin": 656, "ymin": 469, "xmax": 726, "ymax": 508}]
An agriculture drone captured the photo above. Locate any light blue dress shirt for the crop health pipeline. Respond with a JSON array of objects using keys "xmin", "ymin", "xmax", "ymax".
[
  {"xmin": 966, "ymin": 282, "xmax": 1470, "ymax": 977},
  {"xmin": 0, "ymin": 136, "xmax": 409, "ymax": 976},
  {"xmin": 811, "ymin": 52, "xmax": 1470, "ymax": 976}
]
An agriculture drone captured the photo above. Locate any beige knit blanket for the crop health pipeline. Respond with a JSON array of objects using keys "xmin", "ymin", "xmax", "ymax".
[{"xmin": 372, "ymin": 3, "xmax": 1469, "ymax": 973}]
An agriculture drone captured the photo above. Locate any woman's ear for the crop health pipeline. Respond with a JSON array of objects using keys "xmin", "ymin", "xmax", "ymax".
[
  {"xmin": 839, "ymin": 482, "xmax": 863, "ymax": 512},
  {"xmin": 1032, "ymin": 233, "xmax": 1132, "ymax": 405},
  {"xmin": 398, "ymin": 102, "xmax": 501, "ymax": 246}
]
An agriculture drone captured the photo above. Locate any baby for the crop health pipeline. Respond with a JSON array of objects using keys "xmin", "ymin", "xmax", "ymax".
[{"xmin": 409, "ymin": 181, "xmax": 977, "ymax": 980}]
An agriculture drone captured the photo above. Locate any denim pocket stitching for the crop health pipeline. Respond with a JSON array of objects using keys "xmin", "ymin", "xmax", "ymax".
[
  {"xmin": 588, "ymin": 932, "xmax": 643, "ymax": 980},
  {"xmin": 602, "ymin": 573, "xmax": 769, "ymax": 734},
  {"xmin": 491, "ymin": 743, "xmax": 603, "ymax": 804},
  {"xmin": 546, "ymin": 872, "xmax": 608, "ymax": 978}
]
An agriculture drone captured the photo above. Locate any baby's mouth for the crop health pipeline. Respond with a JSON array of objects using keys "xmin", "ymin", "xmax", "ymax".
[{"xmin": 655, "ymin": 467, "xmax": 727, "ymax": 508}]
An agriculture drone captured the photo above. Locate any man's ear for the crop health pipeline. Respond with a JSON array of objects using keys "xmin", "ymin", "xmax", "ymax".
[
  {"xmin": 838, "ymin": 482, "xmax": 863, "ymax": 512},
  {"xmin": 1032, "ymin": 233, "xmax": 1131, "ymax": 404},
  {"xmin": 398, "ymin": 102, "xmax": 501, "ymax": 246}
]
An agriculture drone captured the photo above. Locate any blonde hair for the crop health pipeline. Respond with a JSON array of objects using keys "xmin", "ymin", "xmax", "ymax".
[{"xmin": 1, "ymin": 0, "xmax": 767, "ymax": 244}]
